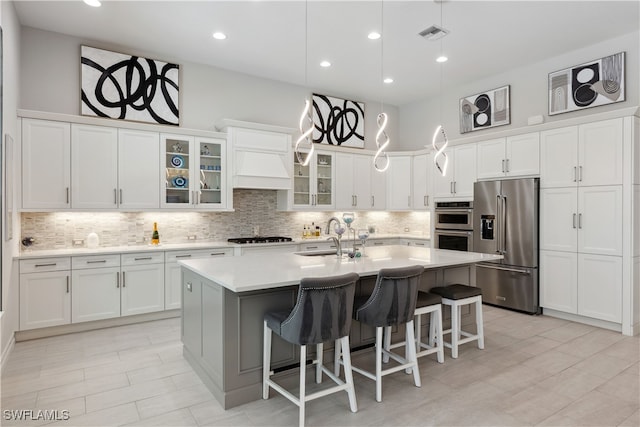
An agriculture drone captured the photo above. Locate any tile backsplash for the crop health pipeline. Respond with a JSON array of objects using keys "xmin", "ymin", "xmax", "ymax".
[{"xmin": 20, "ymin": 190, "xmax": 430, "ymax": 250}]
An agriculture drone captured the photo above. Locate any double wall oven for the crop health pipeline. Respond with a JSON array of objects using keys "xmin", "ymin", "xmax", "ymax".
[{"xmin": 433, "ymin": 201, "xmax": 473, "ymax": 251}]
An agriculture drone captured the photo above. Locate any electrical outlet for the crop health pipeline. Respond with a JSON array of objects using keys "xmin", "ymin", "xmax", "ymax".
[
  {"xmin": 404, "ymin": 227, "xmax": 410, "ymax": 232},
  {"xmin": 187, "ymin": 235, "xmax": 197, "ymax": 241},
  {"xmin": 72, "ymin": 239, "xmax": 85, "ymax": 247}
]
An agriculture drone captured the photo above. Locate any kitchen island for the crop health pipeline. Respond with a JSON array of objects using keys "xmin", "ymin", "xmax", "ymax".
[{"xmin": 179, "ymin": 245, "xmax": 502, "ymax": 409}]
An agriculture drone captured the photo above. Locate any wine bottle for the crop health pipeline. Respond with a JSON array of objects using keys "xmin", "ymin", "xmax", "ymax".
[{"xmin": 151, "ymin": 222, "xmax": 160, "ymax": 245}]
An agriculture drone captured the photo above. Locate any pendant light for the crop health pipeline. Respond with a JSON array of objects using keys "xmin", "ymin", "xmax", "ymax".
[
  {"xmin": 432, "ymin": 0, "xmax": 449, "ymax": 176},
  {"xmin": 374, "ymin": 0, "xmax": 390, "ymax": 172},
  {"xmin": 294, "ymin": 1, "xmax": 314, "ymax": 167}
]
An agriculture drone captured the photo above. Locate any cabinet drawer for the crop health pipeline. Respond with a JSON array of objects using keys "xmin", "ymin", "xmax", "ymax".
[
  {"xmin": 121, "ymin": 252, "xmax": 164, "ymax": 266},
  {"xmin": 299, "ymin": 241, "xmax": 335, "ymax": 251},
  {"xmin": 72, "ymin": 254, "xmax": 121, "ymax": 270},
  {"xmin": 20, "ymin": 257, "xmax": 71, "ymax": 273},
  {"xmin": 165, "ymin": 248, "xmax": 232, "ymax": 262}
]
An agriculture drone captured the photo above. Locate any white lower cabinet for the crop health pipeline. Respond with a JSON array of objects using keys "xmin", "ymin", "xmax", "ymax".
[
  {"xmin": 72, "ymin": 266, "xmax": 121, "ymax": 323},
  {"xmin": 541, "ymin": 250, "xmax": 622, "ymax": 323},
  {"xmin": 19, "ymin": 258, "xmax": 71, "ymax": 330},
  {"xmin": 165, "ymin": 249, "xmax": 233, "ymax": 310},
  {"xmin": 121, "ymin": 253, "xmax": 165, "ymax": 316}
]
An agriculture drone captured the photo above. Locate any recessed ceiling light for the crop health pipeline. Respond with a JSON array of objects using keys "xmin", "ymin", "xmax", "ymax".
[
  {"xmin": 383, "ymin": 78, "xmax": 394, "ymax": 84},
  {"xmin": 368, "ymin": 32, "xmax": 381, "ymax": 40},
  {"xmin": 83, "ymin": 0, "xmax": 101, "ymax": 7},
  {"xmin": 212, "ymin": 32, "xmax": 227, "ymax": 40},
  {"xmin": 436, "ymin": 55, "xmax": 448, "ymax": 63},
  {"xmin": 320, "ymin": 60, "xmax": 331, "ymax": 68}
]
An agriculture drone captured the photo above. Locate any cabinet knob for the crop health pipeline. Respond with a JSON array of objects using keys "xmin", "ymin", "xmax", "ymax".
[{"xmin": 186, "ymin": 282, "xmax": 193, "ymax": 292}]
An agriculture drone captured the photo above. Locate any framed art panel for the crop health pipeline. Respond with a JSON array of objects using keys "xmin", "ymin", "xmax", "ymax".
[
  {"xmin": 459, "ymin": 85, "xmax": 510, "ymax": 134},
  {"xmin": 312, "ymin": 93, "xmax": 365, "ymax": 148},
  {"xmin": 81, "ymin": 46, "xmax": 180, "ymax": 125},
  {"xmin": 549, "ymin": 52, "xmax": 625, "ymax": 116}
]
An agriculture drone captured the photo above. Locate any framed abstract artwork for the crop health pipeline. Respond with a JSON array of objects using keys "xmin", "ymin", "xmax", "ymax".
[
  {"xmin": 459, "ymin": 85, "xmax": 510, "ymax": 134},
  {"xmin": 81, "ymin": 46, "xmax": 180, "ymax": 125},
  {"xmin": 312, "ymin": 93, "xmax": 365, "ymax": 148},
  {"xmin": 549, "ymin": 52, "xmax": 625, "ymax": 116}
]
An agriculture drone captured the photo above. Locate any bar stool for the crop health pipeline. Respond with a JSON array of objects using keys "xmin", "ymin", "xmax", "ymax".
[
  {"xmin": 429, "ymin": 284, "xmax": 484, "ymax": 359},
  {"xmin": 263, "ymin": 272, "xmax": 359, "ymax": 427},
  {"xmin": 336, "ymin": 265, "xmax": 424, "ymax": 403},
  {"xmin": 384, "ymin": 290, "xmax": 444, "ymax": 365}
]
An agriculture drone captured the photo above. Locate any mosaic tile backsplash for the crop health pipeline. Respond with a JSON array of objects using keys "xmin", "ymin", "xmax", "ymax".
[{"xmin": 20, "ymin": 190, "xmax": 430, "ymax": 250}]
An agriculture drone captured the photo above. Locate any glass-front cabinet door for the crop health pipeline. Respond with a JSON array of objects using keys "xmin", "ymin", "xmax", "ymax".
[
  {"xmin": 291, "ymin": 150, "xmax": 334, "ymax": 210},
  {"xmin": 196, "ymin": 137, "xmax": 225, "ymax": 207},
  {"xmin": 163, "ymin": 134, "xmax": 193, "ymax": 208},
  {"xmin": 161, "ymin": 134, "xmax": 227, "ymax": 210}
]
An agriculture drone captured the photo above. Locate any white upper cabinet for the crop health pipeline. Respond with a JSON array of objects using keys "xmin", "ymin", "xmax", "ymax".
[
  {"xmin": 541, "ymin": 118, "xmax": 623, "ymax": 188},
  {"xmin": 335, "ymin": 153, "xmax": 382, "ymax": 210},
  {"xmin": 433, "ymin": 144, "xmax": 477, "ymax": 199},
  {"xmin": 477, "ymin": 133, "xmax": 539, "ymax": 180},
  {"xmin": 412, "ymin": 154, "xmax": 433, "ymax": 209},
  {"xmin": 71, "ymin": 124, "xmax": 119, "ymax": 209},
  {"xmin": 118, "ymin": 129, "xmax": 160, "ymax": 210},
  {"xmin": 284, "ymin": 150, "xmax": 335, "ymax": 210},
  {"xmin": 387, "ymin": 155, "xmax": 412, "ymax": 210},
  {"xmin": 22, "ymin": 119, "xmax": 71, "ymax": 209}
]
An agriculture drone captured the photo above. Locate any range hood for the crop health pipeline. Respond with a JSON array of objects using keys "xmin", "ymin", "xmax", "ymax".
[{"xmin": 221, "ymin": 120, "xmax": 294, "ymax": 190}]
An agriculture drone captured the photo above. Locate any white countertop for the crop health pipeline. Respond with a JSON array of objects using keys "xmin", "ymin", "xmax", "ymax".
[
  {"xmin": 179, "ymin": 245, "xmax": 501, "ymax": 293},
  {"xmin": 15, "ymin": 234, "xmax": 429, "ymax": 259}
]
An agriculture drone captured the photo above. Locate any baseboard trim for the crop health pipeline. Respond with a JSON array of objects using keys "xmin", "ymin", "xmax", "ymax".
[
  {"xmin": 15, "ymin": 310, "xmax": 180, "ymax": 342},
  {"xmin": 542, "ymin": 308, "xmax": 623, "ymax": 333},
  {"xmin": 1, "ymin": 334, "xmax": 16, "ymax": 375}
]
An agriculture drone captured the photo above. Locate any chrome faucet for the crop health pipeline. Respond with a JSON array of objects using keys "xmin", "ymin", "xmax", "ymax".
[
  {"xmin": 325, "ymin": 216, "xmax": 341, "ymax": 235},
  {"xmin": 326, "ymin": 236, "xmax": 342, "ymax": 257}
]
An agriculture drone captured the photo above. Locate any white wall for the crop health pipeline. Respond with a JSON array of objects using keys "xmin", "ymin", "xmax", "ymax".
[
  {"xmin": 398, "ymin": 31, "xmax": 640, "ymax": 150},
  {"xmin": 19, "ymin": 27, "xmax": 398, "ymax": 152},
  {"xmin": 1, "ymin": 0, "xmax": 22, "ymax": 369}
]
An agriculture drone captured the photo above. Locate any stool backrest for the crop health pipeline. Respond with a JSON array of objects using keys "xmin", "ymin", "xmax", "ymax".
[
  {"xmin": 355, "ymin": 265, "xmax": 424, "ymax": 327},
  {"xmin": 280, "ymin": 272, "xmax": 359, "ymax": 346}
]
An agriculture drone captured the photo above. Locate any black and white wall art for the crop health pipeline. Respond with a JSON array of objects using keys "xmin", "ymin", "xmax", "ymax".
[
  {"xmin": 312, "ymin": 93, "xmax": 365, "ymax": 148},
  {"xmin": 459, "ymin": 85, "xmax": 510, "ymax": 134},
  {"xmin": 549, "ymin": 52, "xmax": 625, "ymax": 115},
  {"xmin": 81, "ymin": 46, "xmax": 180, "ymax": 125}
]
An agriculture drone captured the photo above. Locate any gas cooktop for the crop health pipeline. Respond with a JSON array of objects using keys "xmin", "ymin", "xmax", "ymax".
[{"xmin": 227, "ymin": 236, "xmax": 293, "ymax": 244}]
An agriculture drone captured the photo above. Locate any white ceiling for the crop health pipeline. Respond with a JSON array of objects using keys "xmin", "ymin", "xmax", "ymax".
[{"xmin": 14, "ymin": 0, "xmax": 640, "ymax": 106}]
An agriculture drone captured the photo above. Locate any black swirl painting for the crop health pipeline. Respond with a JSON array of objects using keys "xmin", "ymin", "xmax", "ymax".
[
  {"xmin": 81, "ymin": 46, "xmax": 179, "ymax": 126},
  {"xmin": 312, "ymin": 94, "xmax": 365, "ymax": 148}
]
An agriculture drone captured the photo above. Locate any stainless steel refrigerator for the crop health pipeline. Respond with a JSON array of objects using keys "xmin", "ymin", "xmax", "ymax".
[{"xmin": 473, "ymin": 178, "xmax": 540, "ymax": 314}]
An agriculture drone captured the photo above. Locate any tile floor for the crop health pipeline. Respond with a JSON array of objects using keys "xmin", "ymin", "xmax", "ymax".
[{"xmin": 1, "ymin": 306, "xmax": 638, "ymax": 426}]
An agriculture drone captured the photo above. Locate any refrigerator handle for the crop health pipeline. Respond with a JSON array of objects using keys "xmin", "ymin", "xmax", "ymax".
[
  {"xmin": 501, "ymin": 195, "xmax": 507, "ymax": 255},
  {"xmin": 496, "ymin": 195, "xmax": 502, "ymax": 254}
]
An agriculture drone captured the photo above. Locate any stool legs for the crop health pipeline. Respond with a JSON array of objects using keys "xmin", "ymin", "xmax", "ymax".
[
  {"xmin": 316, "ymin": 343, "xmax": 323, "ymax": 383},
  {"xmin": 340, "ymin": 336, "xmax": 358, "ymax": 413},
  {"xmin": 263, "ymin": 320, "xmax": 271, "ymax": 399},
  {"xmin": 439, "ymin": 295, "xmax": 484, "ymax": 359},
  {"xmin": 299, "ymin": 345, "xmax": 307, "ymax": 427},
  {"xmin": 451, "ymin": 302, "xmax": 460, "ymax": 359},
  {"xmin": 476, "ymin": 299, "xmax": 485, "ymax": 350}
]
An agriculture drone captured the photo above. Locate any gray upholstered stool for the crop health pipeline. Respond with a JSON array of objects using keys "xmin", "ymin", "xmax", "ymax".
[
  {"xmin": 383, "ymin": 290, "xmax": 444, "ymax": 365},
  {"xmin": 429, "ymin": 284, "xmax": 484, "ymax": 359},
  {"xmin": 263, "ymin": 272, "xmax": 359, "ymax": 427},
  {"xmin": 336, "ymin": 265, "xmax": 424, "ymax": 403}
]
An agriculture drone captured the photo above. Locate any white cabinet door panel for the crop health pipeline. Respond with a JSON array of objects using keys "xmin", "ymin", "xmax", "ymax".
[
  {"xmin": 22, "ymin": 119, "xmax": 71, "ymax": 209},
  {"xmin": 507, "ymin": 133, "xmax": 540, "ymax": 177},
  {"xmin": 540, "ymin": 188, "xmax": 577, "ymax": 252},
  {"xmin": 476, "ymin": 138, "xmax": 505, "ymax": 180},
  {"xmin": 371, "ymin": 161, "xmax": 387, "ymax": 210},
  {"xmin": 165, "ymin": 262, "xmax": 182, "ymax": 310},
  {"xmin": 72, "ymin": 267, "xmax": 121, "ymax": 323},
  {"xmin": 353, "ymin": 154, "xmax": 372, "ymax": 209},
  {"xmin": 20, "ymin": 271, "xmax": 71, "ymax": 330},
  {"xmin": 121, "ymin": 264, "xmax": 165, "ymax": 316},
  {"xmin": 335, "ymin": 154, "xmax": 355, "ymax": 210},
  {"xmin": 71, "ymin": 124, "xmax": 118, "ymax": 209},
  {"xmin": 412, "ymin": 154, "xmax": 429, "ymax": 208},
  {"xmin": 540, "ymin": 126, "xmax": 578, "ymax": 188},
  {"xmin": 578, "ymin": 254, "xmax": 622, "ymax": 323},
  {"xmin": 387, "ymin": 156, "xmax": 412, "ymax": 210},
  {"xmin": 579, "ymin": 118, "xmax": 623, "ymax": 186},
  {"xmin": 577, "ymin": 185, "xmax": 623, "ymax": 256},
  {"xmin": 453, "ymin": 145, "xmax": 477, "ymax": 198},
  {"xmin": 540, "ymin": 250, "xmax": 577, "ymax": 314},
  {"xmin": 119, "ymin": 129, "xmax": 160, "ymax": 209}
]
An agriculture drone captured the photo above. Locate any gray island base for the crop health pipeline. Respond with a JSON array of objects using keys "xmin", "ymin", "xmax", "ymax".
[{"xmin": 179, "ymin": 245, "xmax": 502, "ymax": 409}]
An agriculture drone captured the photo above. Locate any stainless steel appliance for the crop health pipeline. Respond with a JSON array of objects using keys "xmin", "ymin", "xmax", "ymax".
[
  {"xmin": 434, "ymin": 201, "xmax": 473, "ymax": 251},
  {"xmin": 473, "ymin": 178, "xmax": 540, "ymax": 314}
]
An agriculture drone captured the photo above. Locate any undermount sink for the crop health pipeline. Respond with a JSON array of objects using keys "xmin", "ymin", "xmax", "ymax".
[{"xmin": 294, "ymin": 250, "xmax": 338, "ymax": 257}]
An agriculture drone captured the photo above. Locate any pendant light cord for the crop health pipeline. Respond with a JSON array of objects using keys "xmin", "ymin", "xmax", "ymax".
[{"xmin": 374, "ymin": 0, "xmax": 390, "ymax": 172}]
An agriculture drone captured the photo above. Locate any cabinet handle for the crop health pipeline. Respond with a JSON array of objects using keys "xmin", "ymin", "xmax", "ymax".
[
  {"xmin": 414, "ymin": 242, "xmax": 425, "ymax": 246},
  {"xmin": 66, "ymin": 187, "xmax": 70, "ymax": 204},
  {"xmin": 578, "ymin": 213, "xmax": 583, "ymax": 229},
  {"xmin": 373, "ymin": 242, "xmax": 384, "ymax": 246},
  {"xmin": 502, "ymin": 159, "xmax": 505, "ymax": 173},
  {"xmin": 573, "ymin": 213, "xmax": 577, "ymax": 229},
  {"xmin": 134, "ymin": 257, "xmax": 153, "ymax": 261},
  {"xmin": 426, "ymin": 195, "xmax": 430, "ymax": 207},
  {"xmin": 306, "ymin": 246, "xmax": 318, "ymax": 249},
  {"xmin": 506, "ymin": 159, "xmax": 510, "ymax": 173},
  {"xmin": 114, "ymin": 189, "xmax": 118, "ymax": 205},
  {"xmin": 35, "ymin": 263, "xmax": 56, "ymax": 268},
  {"xmin": 354, "ymin": 195, "xmax": 357, "ymax": 206},
  {"xmin": 210, "ymin": 252, "xmax": 226, "ymax": 256},
  {"xmin": 450, "ymin": 181, "xmax": 454, "ymax": 194},
  {"xmin": 122, "ymin": 271, "xmax": 126, "ymax": 287},
  {"xmin": 86, "ymin": 260, "xmax": 107, "ymax": 264},
  {"xmin": 119, "ymin": 189, "xmax": 123, "ymax": 205},
  {"xmin": 175, "ymin": 254, "xmax": 192, "ymax": 259},
  {"xmin": 371, "ymin": 195, "xmax": 375, "ymax": 207},
  {"xmin": 579, "ymin": 166, "xmax": 583, "ymax": 182},
  {"xmin": 66, "ymin": 276, "xmax": 70, "ymax": 293},
  {"xmin": 453, "ymin": 181, "xmax": 457, "ymax": 194},
  {"xmin": 186, "ymin": 282, "xmax": 193, "ymax": 292},
  {"xmin": 116, "ymin": 272, "xmax": 120, "ymax": 288}
]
